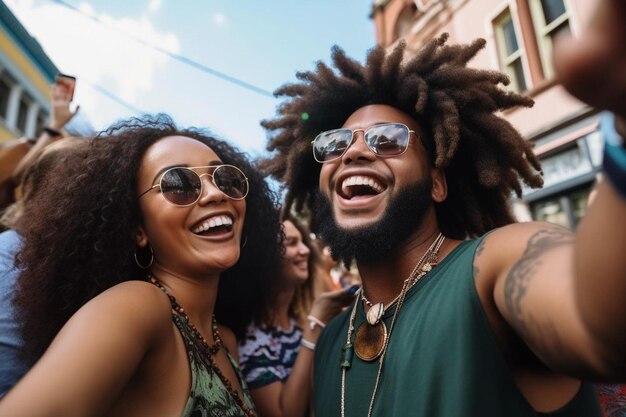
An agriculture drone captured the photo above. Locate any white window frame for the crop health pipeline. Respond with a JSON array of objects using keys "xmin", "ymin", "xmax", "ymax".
[
  {"xmin": 414, "ymin": 0, "xmax": 439, "ymax": 12},
  {"xmin": 0, "ymin": 70, "xmax": 17, "ymax": 123},
  {"xmin": 0, "ymin": 77, "xmax": 11, "ymax": 121},
  {"xmin": 15, "ymin": 91, "xmax": 36, "ymax": 136},
  {"xmin": 529, "ymin": 0, "xmax": 572, "ymax": 79},
  {"xmin": 487, "ymin": 3, "xmax": 531, "ymax": 93},
  {"xmin": 35, "ymin": 108, "xmax": 49, "ymax": 136}
]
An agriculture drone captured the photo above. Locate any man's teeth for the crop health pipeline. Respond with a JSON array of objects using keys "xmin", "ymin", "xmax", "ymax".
[
  {"xmin": 341, "ymin": 175, "xmax": 384, "ymax": 196},
  {"xmin": 192, "ymin": 215, "xmax": 233, "ymax": 233}
]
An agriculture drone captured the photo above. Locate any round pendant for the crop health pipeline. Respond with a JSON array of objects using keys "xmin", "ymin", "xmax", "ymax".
[{"xmin": 354, "ymin": 320, "xmax": 387, "ymax": 361}]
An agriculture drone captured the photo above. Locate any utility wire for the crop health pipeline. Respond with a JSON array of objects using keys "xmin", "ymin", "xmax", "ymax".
[
  {"xmin": 81, "ymin": 78, "xmax": 145, "ymax": 114},
  {"xmin": 49, "ymin": 0, "xmax": 275, "ymax": 98}
]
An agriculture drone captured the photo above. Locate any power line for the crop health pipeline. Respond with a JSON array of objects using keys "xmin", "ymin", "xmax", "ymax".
[
  {"xmin": 81, "ymin": 78, "xmax": 145, "ymax": 114},
  {"xmin": 49, "ymin": 0, "xmax": 275, "ymax": 98}
]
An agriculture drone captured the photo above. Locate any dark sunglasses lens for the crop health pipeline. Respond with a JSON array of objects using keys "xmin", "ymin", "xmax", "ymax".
[
  {"xmin": 214, "ymin": 166, "xmax": 248, "ymax": 199},
  {"xmin": 366, "ymin": 124, "xmax": 410, "ymax": 156},
  {"xmin": 314, "ymin": 129, "xmax": 353, "ymax": 161},
  {"xmin": 160, "ymin": 168, "xmax": 201, "ymax": 205}
]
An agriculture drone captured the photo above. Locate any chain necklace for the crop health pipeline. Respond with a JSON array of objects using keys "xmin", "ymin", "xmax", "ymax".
[
  {"xmin": 149, "ymin": 276, "xmax": 256, "ymax": 417},
  {"xmin": 360, "ymin": 260, "xmax": 437, "ymax": 309},
  {"xmin": 352, "ymin": 233, "xmax": 444, "ymax": 362},
  {"xmin": 340, "ymin": 233, "xmax": 445, "ymax": 417}
]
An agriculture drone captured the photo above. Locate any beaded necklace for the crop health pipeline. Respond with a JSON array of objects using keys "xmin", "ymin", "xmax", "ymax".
[{"xmin": 149, "ymin": 276, "xmax": 256, "ymax": 417}]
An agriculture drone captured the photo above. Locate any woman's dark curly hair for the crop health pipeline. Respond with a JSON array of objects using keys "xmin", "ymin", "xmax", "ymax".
[
  {"xmin": 262, "ymin": 34, "xmax": 543, "ymax": 239},
  {"xmin": 14, "ymin": 114, "xmax": 282, "ymax": 364},
  {"xmin": 1, "ymin": 138, "xmax": 90, "ymax": 231}
]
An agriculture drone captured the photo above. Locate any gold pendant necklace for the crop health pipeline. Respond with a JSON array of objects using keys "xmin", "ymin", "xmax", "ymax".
[
  {"xmin": 354, "ymin": 302, "xmax": 386, "ymax": 361},
  {"xmin": 353, "ymin": 265, "xmax": 431, "ymax": 362},
  {"xmin": 340, "ymin": 233, "xmax": 445, "ymax": 417}
]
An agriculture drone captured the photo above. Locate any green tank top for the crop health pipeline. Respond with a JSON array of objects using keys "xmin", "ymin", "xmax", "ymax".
[
  {"xmin": 172, "ymin": 312, "xmax": 256, "ymax": 417},
  {"xmin": 314, "ymin": 238, "xmax": 600, "ymax": 416}
]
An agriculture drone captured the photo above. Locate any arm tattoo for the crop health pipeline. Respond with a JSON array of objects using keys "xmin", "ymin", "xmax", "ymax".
[
  {"xmin": 504, "ymin": 226, "xmax": 573, "ymax": 336},
  {"xmin": 472, "ymin": 238, "xmax": 487, "ymax": 278},
  {"xmin": 475, "ymin": 238, "xmax": 487, "ymax": 258}
]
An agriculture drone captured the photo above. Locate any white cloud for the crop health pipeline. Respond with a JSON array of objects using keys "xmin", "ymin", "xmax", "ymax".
[
  {"xmin": 4, "ymin": 0, "xmax": 179, "ymax": 129},
  {"xmin": 213, "ymin": 12, "xmax": 226, "ymax": 25},
  {"xmin": 148, "ymin": 0, "xmax": 162, "ymax": 13}
]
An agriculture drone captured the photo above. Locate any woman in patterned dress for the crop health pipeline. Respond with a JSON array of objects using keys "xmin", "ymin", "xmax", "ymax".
[{"xmin": 238, "ymin": 215, "xmax": 355, "ymax": 417}]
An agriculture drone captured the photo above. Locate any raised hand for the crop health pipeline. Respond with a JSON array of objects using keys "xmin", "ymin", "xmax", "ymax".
[{"xmin": 49, "ymin": 82, "xmax": 79, "ymax": 132}]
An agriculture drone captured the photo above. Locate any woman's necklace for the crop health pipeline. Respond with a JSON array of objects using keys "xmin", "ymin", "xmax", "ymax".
[
  {"xmin": 149, "ymin": 276, "xmax": 256, "ymax": 417},
  {"xmin": 340, "ymin": 233, "xmax": 445, "ymax": 417}
]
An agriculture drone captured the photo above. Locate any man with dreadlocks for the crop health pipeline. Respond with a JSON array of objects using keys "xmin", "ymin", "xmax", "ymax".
[{"xmin": 262, "ymin": 1, "xmax": 625, "ymax": 416}]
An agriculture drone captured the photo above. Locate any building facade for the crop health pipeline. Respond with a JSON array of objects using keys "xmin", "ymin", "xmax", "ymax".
[
  {"xmin": 0, "ymin": 1, "xmax": 58, "ymax": 143},
  {"xmin": 371, "ymin": 0, "xmax": 603, "ymax": 230}
]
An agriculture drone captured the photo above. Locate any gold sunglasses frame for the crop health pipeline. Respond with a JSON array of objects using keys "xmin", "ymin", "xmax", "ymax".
[{"xmin": 139, "ymin": 164, "xmax": 249, "ymax": 206}]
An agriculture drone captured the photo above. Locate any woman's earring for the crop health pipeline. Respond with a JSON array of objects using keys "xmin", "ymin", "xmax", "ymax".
[
  {"xmin": 241, "ymin": 234, "xmax": 248, "ymax": 249},
  {"xmin": 134, "ymin": 244, "xmax": 154, "ymax": 269}
]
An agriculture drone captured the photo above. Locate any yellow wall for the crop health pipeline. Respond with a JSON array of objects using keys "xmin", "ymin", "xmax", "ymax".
[
  {"xmin": 0, "ymin": 124, "xmax": 13, "ymax": 142},
  {"xmin": 0, "ymin": 27, "xmax": 53, "ymax": 142}
]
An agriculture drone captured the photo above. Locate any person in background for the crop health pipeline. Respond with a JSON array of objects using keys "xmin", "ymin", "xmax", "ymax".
[
  {"xmin": 11, "ymin": 78, "xmax": 80, "ymax": 186},
  {"xmin": 312, "ymin": 239, "xmax": 358, "ymax": 291},
  {"xmin": 308, "ymin": 238, "xmax": 339, "ymax": 295},
  {"xmin": 0, "ymin": 78, "xmax": 81, "ymax": 215},
  {"xmin": 0, "ymin": 137, "xmax": 89, "ymax": 397},
  {"xmin": 0, "ymin": 115, "xmax": 282, "ymax": 416},
  {"xmin": 0, "ymin": 76, "xmax": 83, "ymax": 396},
  {"xmin": 238, "ymin": 215, "xmax": 355, "ymax": 417},
  {"xmin": 597, "ymin": 384, "xmax": 626, "ymax": 417},
  {"xmin": 0, "ymin": 139, "xmax": 29, "ymax": 212}
]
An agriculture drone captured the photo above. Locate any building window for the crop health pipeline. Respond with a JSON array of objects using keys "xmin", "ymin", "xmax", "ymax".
[
  {"xmin": 36, "ymin": 110, "xmax": 49, "ymax": 136},
  {"xmin": 493, "ymin": 9, "xmax": 528, "ymax": 92},
  {"xmin": 531, "ymin": 185, "xmax": 591, "ymax": 229},
  {"xmin": 395, "ymin": 4, "xmax": 417, "ymax": 40},
  {"xmin": 415, "ymin": 0, "xmax": 439, "ymax": 10},
  {"xmin": 529, "ymin": 0, "xmax": 571, "ymax": 79},
  {"xmin": 0, "ymin": 73, "xmax": 14, "ymax": 120},
  {"xmin": 16, "ymin": 93, "xmax": 31, "ymax": 134}
]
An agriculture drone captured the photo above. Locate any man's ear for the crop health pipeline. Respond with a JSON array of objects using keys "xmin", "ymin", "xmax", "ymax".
[
  {"xmin": 136, "ymin": 226, "xmax": 148, "ymax": 248},
  {"xmin": 431, "ymin": 168, "xmax": 448, "ymax": 203}
]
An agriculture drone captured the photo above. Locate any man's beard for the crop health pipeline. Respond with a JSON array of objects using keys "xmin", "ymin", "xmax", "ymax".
[{"xmin": 312, "ymin": 180, "xmax": 433, "ymax": 265}]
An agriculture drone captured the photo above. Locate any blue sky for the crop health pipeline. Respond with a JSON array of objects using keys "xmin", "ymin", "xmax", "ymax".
[{"xmin": 6, "ymin": 0, "xmax": 376, "ymax": 157}]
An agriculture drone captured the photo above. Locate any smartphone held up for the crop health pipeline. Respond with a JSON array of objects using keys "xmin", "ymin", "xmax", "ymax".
[{"xmin": 55, "ymin": 73, "xmax": 76, "ymax": 102}]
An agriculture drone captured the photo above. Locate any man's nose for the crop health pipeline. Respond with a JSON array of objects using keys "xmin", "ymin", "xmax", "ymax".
[{"xmin": 341, "ymin": 130, "xmax": 376, "ymax": 163}]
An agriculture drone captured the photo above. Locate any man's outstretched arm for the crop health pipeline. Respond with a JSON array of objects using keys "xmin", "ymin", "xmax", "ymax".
[
  {"xmin": 480, "ymin": 0, "xmax": 626, "ymax": 380},
  {"xmin": 556, "ymin": 0, "xmax": 626, "ymax": 376}
]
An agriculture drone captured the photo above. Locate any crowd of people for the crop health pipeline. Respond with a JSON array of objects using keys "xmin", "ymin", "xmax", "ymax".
[{"xmin": 0, "ymin": 0, "xmax": 625, "ymax": 416}]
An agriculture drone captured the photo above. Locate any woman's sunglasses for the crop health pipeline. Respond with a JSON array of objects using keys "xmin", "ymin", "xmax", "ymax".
[
  {"xmin": 311, "ymin": 122, "xmax": 417, "ymax": 163},
  {"xmin": 139, "ymin": 164, "xmax": 249, "ymax": 206}
]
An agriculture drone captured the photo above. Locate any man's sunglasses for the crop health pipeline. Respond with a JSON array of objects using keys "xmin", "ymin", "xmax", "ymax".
[
  {"xmin": 139, "ymin": 164, "xmax": 249, "ymax": 206},
  {"xmin": 311, "ymin": 123, "xmax": 418, "ymax": 163}
]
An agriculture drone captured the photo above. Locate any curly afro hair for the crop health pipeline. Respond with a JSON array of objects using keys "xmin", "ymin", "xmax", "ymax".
[
  {"xmin": 15, "ymin": 114, "xmax": 282, "ymax": 364},
  {"xmin": 262, "ymin": 34, "xmax": 543, "ymax": 239}
]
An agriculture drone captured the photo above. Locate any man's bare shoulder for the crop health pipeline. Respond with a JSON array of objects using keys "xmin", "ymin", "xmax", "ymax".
[{"xmin": 475, "ymin": 221, "xmax": 573, "ymax": 275}]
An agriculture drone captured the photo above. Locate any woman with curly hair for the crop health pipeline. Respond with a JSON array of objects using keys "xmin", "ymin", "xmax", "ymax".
[
  {"xmin": 0, "ymin": 115, "xmax": 282, "ymax": 417},
  {"xmin": 0, "ymin": 137, "xmax": 89, "ymax": 396},
  {"xmin": 237, "ymin": 214, "xmax": 355, "ymax": 417}
]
